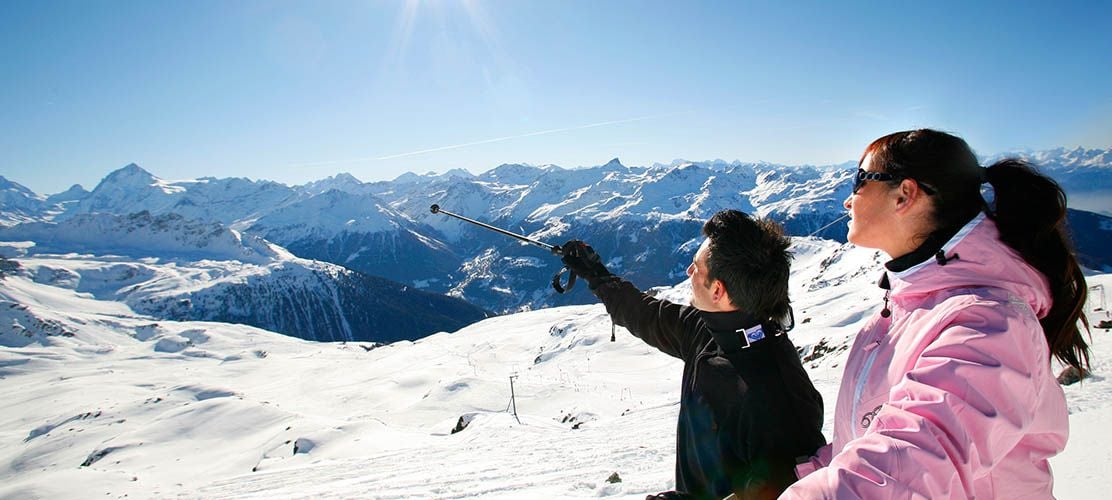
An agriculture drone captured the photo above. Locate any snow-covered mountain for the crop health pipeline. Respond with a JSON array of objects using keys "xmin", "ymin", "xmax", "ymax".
[
  {"xmin": 248, "ymin": 189, "xmax": 460, "ymax": 284},
  {"xmin": 1, "ymin": 234, "xmax": 1109, "ymax": 498},
  {"xmin": 985, "ymin": 147, "xmax": 1112, "ymax": 216},
  {"xmin": 1, "ymin": 211, "xmax": 290, "ymax": 264},
  {"xmin": 294, "ymin": 172, "xmax": 369, "ymax": 197},
  {"xmin": 66, "ymin": 163, "xmax": 301, "ymax": 225},
  {"xmin": 985, "ymin": 146, "xmax": 1112, "ymax": 170},
  {"xmin": 44, "ymin": 184, "xmax": 89, "ymax": 205},
  {"xmin": 3, "ymin": 147, "xmax": 1111, "ymax": 312},
  {"xmin": 0, "ymin": 212, "xmax": 487, "ymax": 343},
  {"xmin": 0, "ymin": 177, "xmax": 87, "ymax": 226},
  {"xmin": 0, "ymin": 176, "xmax": 48, "ymax": 226}
]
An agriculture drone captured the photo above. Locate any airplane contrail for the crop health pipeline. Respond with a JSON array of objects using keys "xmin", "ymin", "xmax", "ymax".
[{"xmin": 290, "ymin": 113, "xmax": 679, "ymax": 168}]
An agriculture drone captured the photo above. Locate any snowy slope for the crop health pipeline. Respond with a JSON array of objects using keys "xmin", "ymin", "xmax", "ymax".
[
  {"xmin": 0, "ymin": 175, "xmax": 48, "ymax": 226},
  {"xmin": 249, "ymin": 190, "xmax": 410, "ymax": 243},
  {"xmin": 0, "ymin": 211, "xmax": 290, "ymax": 264},
  {"xmin": 248, "ymin": 190, "xmax": 461, "ymax": 285},
  {"xmin": 0, "ymin": 213, "xmax": 487, "ymax": 343},
  {"xmin": 1, "ymin": 237, "xmax": 1109, "ymax": 498}
]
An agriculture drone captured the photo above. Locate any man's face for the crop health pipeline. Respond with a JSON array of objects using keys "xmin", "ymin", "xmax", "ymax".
[{"xmin": 687, "ymin": 239, "xmax": 717, "ymax": 311}]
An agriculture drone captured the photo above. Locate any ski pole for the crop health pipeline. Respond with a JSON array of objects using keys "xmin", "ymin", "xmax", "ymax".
[
  {"xmin": 807, "ymin": 213, "xmax": 849, "ymax": 238},
  {"xmin": 430, "ymin": 204, "xmax": 561, "ymax": 254},
  {"xmin": 429, "ymin": 204, "xmax": 577, "ymax": 293}
]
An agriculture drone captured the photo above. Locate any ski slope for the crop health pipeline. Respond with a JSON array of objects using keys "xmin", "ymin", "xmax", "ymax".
[{"xmin": 1, "ymin": 242, "xmax": 1110, "ymax": 498}]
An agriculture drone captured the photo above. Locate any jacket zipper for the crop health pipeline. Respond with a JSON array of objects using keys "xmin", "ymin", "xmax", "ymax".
[{"xmin": 850, "ymin": 331, "xmax": 884, "ymax": 439}]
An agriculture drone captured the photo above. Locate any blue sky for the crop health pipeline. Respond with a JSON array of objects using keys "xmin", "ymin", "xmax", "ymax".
[{"xmin": 2, "ymin": 0, "xmax": 1110, "ymax": 194}]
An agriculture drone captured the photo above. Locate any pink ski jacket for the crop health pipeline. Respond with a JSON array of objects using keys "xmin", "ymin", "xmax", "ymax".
[{"xmin": 782, "ymin": 213, "xmax": 1068, "ymax": 499}]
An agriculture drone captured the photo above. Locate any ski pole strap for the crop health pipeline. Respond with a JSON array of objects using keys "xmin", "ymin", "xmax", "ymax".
[{"xmin": 552, "ymin": 267, "xmax": 577, "ymax": 293}]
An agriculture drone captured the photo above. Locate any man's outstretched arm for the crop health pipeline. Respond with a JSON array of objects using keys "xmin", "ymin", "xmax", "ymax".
[{"xmin": 561, "ymin": 240, "xmax": 701, "ymax": 360}]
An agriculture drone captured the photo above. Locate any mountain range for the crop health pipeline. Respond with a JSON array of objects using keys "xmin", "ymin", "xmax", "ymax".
[
  {"xmin": 3, "ymin": 147, "xmax": 1111, "ymax": 315},
  {"xmin": 0, "ymin": 211, "xmax": 487, "ymax": 343}
]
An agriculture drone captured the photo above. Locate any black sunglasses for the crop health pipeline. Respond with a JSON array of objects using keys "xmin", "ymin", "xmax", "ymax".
[{"xmin": 852, "ymin": 168, "xmax": 936, "ymax": 195}]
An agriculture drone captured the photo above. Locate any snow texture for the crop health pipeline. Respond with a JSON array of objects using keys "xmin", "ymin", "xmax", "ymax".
[{"xmin": 0, "ymin": 237, "xmax": 1109, "ymax": 498}]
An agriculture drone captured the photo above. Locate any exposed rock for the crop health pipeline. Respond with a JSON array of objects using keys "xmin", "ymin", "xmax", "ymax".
[{"xmin": 1057, "ymin": 365, "xmax": 1090, "ymax": 386}]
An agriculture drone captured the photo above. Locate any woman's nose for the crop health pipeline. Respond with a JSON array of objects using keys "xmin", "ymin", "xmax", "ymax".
[
  {"xmin": 686, "ymin": 263, "xmax": 694, "ymax": 277},
  {"xmin": 843, "ymin": 195, "xmax": 853, "ymax": 210}
]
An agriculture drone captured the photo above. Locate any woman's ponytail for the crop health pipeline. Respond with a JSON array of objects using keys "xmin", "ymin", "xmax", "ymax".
[{"xmin": 985, "ymin": 159, "xmax": 1091, "ymax": 371}]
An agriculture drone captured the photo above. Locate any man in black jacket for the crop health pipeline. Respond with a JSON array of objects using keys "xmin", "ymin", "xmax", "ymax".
[{"xmin": 560, "ymin": 209, "xmax": 825, "ymax": 500}]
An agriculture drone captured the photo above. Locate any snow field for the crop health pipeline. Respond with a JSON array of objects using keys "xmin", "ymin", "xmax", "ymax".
[{"xmin": 0, "ymin": 243, "xmax": 1109, "ymax": 498}]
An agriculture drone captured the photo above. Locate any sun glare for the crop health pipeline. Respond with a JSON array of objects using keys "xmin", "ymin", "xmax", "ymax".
[{"xmin": 385, "ymin": 0, "xmax": 503, "ymax": 67}]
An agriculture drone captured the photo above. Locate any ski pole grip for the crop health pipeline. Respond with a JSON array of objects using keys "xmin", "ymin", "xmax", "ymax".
[{"xmin": 552, "ymin": 267, "xmax": 577, "ymax": 294}]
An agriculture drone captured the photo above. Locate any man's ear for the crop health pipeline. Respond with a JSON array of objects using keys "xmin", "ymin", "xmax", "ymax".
[{"xmin": 712, "ymin": 279, "xmax": 728, "ymax": 304}]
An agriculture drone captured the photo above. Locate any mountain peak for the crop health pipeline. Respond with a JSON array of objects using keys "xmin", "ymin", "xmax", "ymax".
[
  {"xmin": 45, "ymin": 184, "xmax": 89, "ymax": 204},
  {"xmin": 334, "ymin": 172, "xmax": 362, "ymax": 183},
  {"xmin": 479, "ymin": 163, "xmax": 548, "ymax": 185},
  {"xmin": 442, "ymin": 168, "xmax": 475, "ymax": 179},
  {"xmin": 298, "ymin": 172, "xmax": 366, "ymax": 195},
  {"xmin": 0, "ymin": 176, "xmax": 37, "ymax": 196},
  {"xmin": 59, "ymin": 184, "xmax": 87, "ymax": 195},
  {"xmin": 391, "ymin": 171, "xmax": 422, "ymax": 184},
  {"xmin": 603, "ymin": 158, "xmax": 624, "ymax": 169},
  {"xmin": 104, "ymin": 163, "xmax": 157, "ymax": 184}
]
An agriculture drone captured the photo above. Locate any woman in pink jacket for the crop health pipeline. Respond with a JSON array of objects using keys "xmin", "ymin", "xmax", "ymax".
[{"xmin": 783, "ymin": 129, "xmax": 1091, "ymax": 499}]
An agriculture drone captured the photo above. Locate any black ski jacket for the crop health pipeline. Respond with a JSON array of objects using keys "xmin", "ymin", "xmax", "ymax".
[{"xmin": 593, "ymin": 278, "xmax": 825, "ymax": 500}]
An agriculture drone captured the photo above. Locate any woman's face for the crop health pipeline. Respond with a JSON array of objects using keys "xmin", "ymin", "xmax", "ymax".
[{"xmin": 844, "ymin": 153, "xmax": 902, "ymax": 253}]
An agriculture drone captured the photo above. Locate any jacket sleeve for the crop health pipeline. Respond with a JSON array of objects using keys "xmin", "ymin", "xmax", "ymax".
[
  {"xmin": 592, "ymin": 278, "xmax": 702, "ymax": 361},
  {"xmin": 781, "ymin": 301, "xmax": 1061, "ymax": 499},
  {"xmin": 793, "ymin": 443, "xmax": 833, "ymax": 479}
]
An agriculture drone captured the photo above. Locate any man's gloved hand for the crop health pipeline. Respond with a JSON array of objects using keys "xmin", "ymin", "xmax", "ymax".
[{"xmin": 560, "ymin": 240, "xmax": 616, "ymax": 289}]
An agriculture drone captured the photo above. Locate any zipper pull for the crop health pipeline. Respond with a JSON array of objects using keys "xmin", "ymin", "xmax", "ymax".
[{"xmin": 863, "ymin": 339, "xmax": 881, "ymax": 352}]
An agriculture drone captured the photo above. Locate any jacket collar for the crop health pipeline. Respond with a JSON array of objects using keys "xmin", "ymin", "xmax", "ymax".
[
  {"xmin": 877, "ymin": 212, "xmax": 982, "ymax": 293},
  {"xmin": 699, "ymin": 308, "xmax": 761, "ymax": 332},
  {"xmin": 879, "ymin": 212, "xmax": 1051, "ymax": 318},
  {"xmin": 884, "ymin": 217, "xmax": 969, "ymax": 273},
  {"xmin": 698, "ymin": 309, "xmax": 781, "ymax": 350}
]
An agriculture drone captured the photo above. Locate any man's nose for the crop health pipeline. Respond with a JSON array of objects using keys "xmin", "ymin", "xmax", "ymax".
[
  {"xmin": 843, "ymin": 195, "xmax": 853, "ymax": 210},
  {"xmin": 686, "ymin": 263, "xmax": 694, "ymax": 277}
]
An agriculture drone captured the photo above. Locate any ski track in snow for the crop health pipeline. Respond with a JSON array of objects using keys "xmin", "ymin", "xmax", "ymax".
[{"xmin": 0, "ymin": 250, "xmax": 1110, "ymax": 499}]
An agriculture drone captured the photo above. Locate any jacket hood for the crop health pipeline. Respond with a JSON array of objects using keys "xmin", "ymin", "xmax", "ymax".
[{"xmin": 885, "ymin": 213, "xmax": 1051, "ymax": 318}]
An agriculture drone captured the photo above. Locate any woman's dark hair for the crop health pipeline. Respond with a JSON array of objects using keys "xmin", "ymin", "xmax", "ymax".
[
  {"xmin": 702, "ymin": 209, "xmax": 792, "ymax": 323},
  {"xmin": 864, "ymin": 129, "xmax": 1090, "ymax": 371}
]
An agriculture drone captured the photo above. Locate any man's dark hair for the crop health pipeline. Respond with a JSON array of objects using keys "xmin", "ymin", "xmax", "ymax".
[{"xmin": 701, "ymin": 209, "xmax": 792, "ymax": 322}]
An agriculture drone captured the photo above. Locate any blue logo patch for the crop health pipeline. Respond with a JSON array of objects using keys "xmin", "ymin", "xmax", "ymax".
[{"xmin": 743, "ymin": 325, "xmax": 765, "ymax": 343}]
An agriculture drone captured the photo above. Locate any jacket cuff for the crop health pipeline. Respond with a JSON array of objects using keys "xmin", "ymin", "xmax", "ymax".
[
  {"xmin": 587, "ymin": 275, "xmax": 621, "ymax": 291},
  {"xmin": 794, "ymin": 443, "xmax": 833, "ymax": 479}
]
